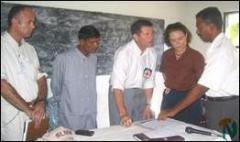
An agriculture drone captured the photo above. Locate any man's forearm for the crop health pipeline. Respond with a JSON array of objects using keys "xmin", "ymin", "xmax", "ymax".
[
  {"xmin": 35, "ymin": 76, "xmax": 47, "ymax": 104},
  {"xmin": 113, "ymin": 89, "xmax": 127, "ymax": 117},
  {"xmin": 143, "ymin": 88, "xmax": 153, "ymax": 106},
  {"xmin": 1, "ymin": 80, "xmax": 32, "ymax": 116},
  {"xmin": 173, "ymin": 84, "xmax": 208, "ymax": 114}
]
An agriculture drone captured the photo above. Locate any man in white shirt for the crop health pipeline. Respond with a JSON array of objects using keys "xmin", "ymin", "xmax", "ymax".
[
  {"xmin": 109, "ymin": 19, "xmax": 157, "ymax": 127},
  {"xmin": 1, "ymin": 5, "xmax": 47, "ymax": 140},
  {"xmin": 158, "ymin": 7, "xmax": 239, "ymax": 140}
]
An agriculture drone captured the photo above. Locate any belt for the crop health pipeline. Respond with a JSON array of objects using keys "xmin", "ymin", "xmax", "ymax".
[
  {"xmin": 206, "ymin": 95, "xmax": 239, "ymax": 101},
  {"xmin": 164, "ymin": 88, "xmax": 190, "ymax": 95}
]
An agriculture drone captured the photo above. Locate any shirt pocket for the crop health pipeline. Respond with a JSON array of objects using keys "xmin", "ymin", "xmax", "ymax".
[{"xmin": 19, "ymin": 55, "xmax": 38, "ymax": 81}]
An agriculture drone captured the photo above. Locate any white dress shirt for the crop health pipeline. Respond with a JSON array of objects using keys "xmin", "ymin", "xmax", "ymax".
[
  {"xmin": 198, "ymin": 33, "xmax": 239, "ymax": 97},
  {"xmin": 1, "ymin": 32, "xmax": 45, "ymax": 121},
  {"xmin": 110, "ymin": 40, "xmax": 157, "ymax": 90}
]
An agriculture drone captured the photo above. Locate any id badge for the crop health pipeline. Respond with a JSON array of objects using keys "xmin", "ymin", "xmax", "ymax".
[{"xmin": 143, "ymin": 68, "xmax": 152, "ymax": 79}]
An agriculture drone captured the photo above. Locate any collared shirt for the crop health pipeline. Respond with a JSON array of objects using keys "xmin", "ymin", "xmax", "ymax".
[
  {"xmin": 198, "ymin": 33, "xmax": 239, "ymax": 97},
  {"xmin": 1, "ymin": 32, "xmax": 45, "ymax": 102},
  {"xmin": 1, "ymin": 32, "xmax": 45, "ymax": 123},
  {"xmin": 110, "ymin": 40, "xmax": 157, "ymax": 90},
  {"xmin": 51, "ymin": 48, "xmax": 97, "ymax": 116},
  {"xmin": 160, "ymin": 47, "xmax": 205, "ymax": 91}
]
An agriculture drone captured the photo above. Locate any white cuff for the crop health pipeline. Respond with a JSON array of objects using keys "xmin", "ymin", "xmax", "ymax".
[
  {"xmin": 111, "ymin": 82, "xmax": 124, "ymax": 91},
  {"xmin": 143, "ymin": 80, "xmax": 155, "ymax": 89},
  {"xmin": 1, "ymin": 73, "xmax": 8, "ymax": 80},
  {"xmin": 38, "ymin": 72, "xmax": 48, "ymax": 79}
]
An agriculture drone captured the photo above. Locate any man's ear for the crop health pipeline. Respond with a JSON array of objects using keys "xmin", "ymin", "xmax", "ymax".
[
  {"xmin": 133, "ymin": 34, "xmax": 138, "ymax": 41},
  {"xmin": 12, "ymin": 16, "xmax": 22, "ymax": 26},
  {"xmin": 79, "ymin": 39, "xmax": 84, "ymax": 45},
  {"xmin": 11, "ymin": 17, "xmax": 18, "ymax": 25}
]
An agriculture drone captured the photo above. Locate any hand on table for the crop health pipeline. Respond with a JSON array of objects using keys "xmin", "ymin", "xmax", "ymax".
[
  {"xmin": 120, "ymin": 114, "xmax": 132, "ymax": 128},
  {"xmin": 157, "ymin": 108, "xmax": 177, "ymax": 121}
]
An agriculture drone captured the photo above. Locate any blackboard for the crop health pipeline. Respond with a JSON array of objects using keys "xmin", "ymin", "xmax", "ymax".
[{"xmin": 1, "ymin": 3, "xmax": 164, "ymax": 77}]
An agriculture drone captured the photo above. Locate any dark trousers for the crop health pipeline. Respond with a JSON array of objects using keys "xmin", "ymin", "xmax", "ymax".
[
  {"xmin": 161, "ymin": 89, "xmax": 202, "ymax": 125},
  {"xmin": 203, "ymin": 96, "xmax": 239, "ymax": 141}
]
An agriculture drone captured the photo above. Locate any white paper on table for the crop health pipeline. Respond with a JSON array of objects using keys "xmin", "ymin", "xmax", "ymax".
[{"xmin": 134, "ymin": 119, "xmax": 160, "ymax": 130}]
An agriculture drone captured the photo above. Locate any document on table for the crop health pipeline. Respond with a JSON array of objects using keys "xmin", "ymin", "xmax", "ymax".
[
  {"xmin": 134, "ymin": 118, "xmax": 186, "ymax": 131},
  {"xmin": 134, "ymin": 119, "xmax": 186, "ymax": 138},
  {"xmin": 134, "ymin": 119, "xmax": 159, "ymax": 130}
]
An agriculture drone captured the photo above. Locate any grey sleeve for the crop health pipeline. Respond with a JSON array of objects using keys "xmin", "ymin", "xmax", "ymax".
[{"xmin": 51, "ymin": 55, "xmax": 64, "ymax": 102}]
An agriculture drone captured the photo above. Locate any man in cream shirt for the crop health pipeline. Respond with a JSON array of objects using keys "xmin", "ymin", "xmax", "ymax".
[
  {"xmin": 109, "ymin": 19, "xmax": 157, "ymax": 127},
  {"xmin": 158, "ymin": 7, "xmax": 239, "ymax": 140},
  {"xmin": 1, "ymin": 5, "xmax": 47, "ymax": 140}
]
